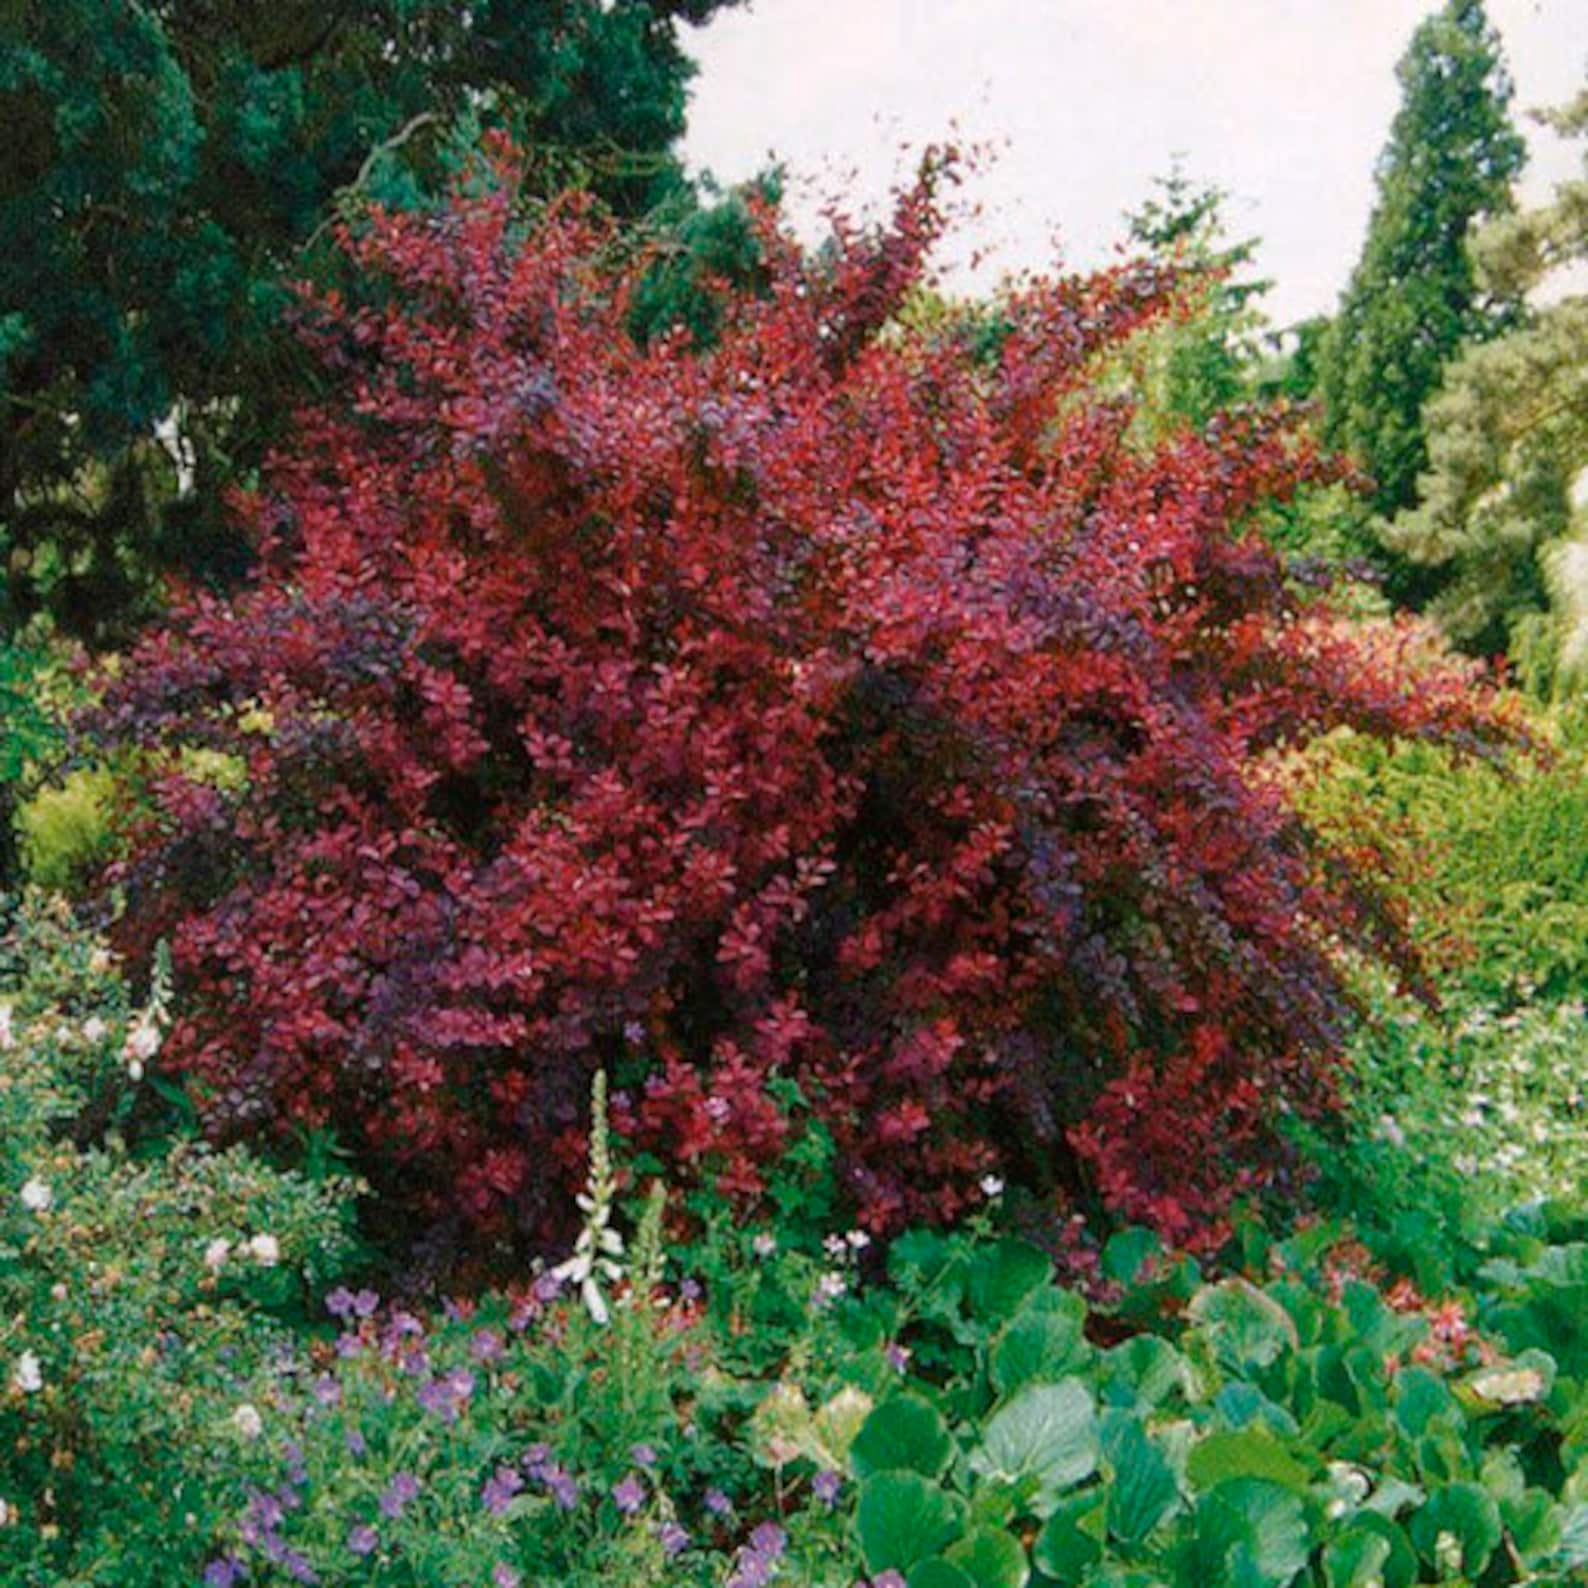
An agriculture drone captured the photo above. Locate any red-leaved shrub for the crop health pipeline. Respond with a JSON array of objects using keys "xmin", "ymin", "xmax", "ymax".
[{"xmin": 95, "ymin": 145, "xmax": 1511, "ymax": 1248}]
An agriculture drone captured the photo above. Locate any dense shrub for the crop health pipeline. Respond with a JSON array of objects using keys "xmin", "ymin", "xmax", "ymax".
[
  {"xmin": 0, "ymin": 895, "xmax": 360, "ymax": 1586},
  {"xmin": 96, "ymin": 144, "xmax": 1512, "ymax": 1249}
]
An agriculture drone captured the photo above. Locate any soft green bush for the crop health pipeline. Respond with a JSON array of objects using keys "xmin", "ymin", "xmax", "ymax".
[{"xmin": 0, "ymin": 894, "xmax": 361, "ymax": 1587}]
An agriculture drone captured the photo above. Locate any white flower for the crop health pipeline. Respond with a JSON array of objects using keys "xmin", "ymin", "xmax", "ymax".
[
  {"xmin": 125, "ymin": 1020, "xmax": 162, "ymax": 1064},
  {"xmin": 203, "ymin": 1238, "xmax": 232, "ymax": 1270},
  {"xmin": 232, "ymin": 1403, "xmax": 263, "ymax": 1440},
  {"xmin": 813, "ymin": 1271, "xmax": 847, "ymax": 1308},
  {"xmin": 845, "ymin": 1229, "xmax": 871, "ymax": 1251},
  {"xmin": 81, "ymin": 1017, "xmax": 108, "ymax": 1044},
  {"xmin": 979, "ymin": 1174, "xmax": 1006, "ymax": 1199},
  {"xmin": 127, "ymin": 1058, "xmax": 144, "ymax": 1083},
  {"xmin": 12, "ymin": 1352, "xmax": 43, "ymax": 1394},
  {"xmin": 19, "ymin": 1178, "xmax": 52, "ymax": 1214},
  {"xmin": 823, "ymin": 1233, "xmax": 849, "ymax": 1260},
  {"xmin": 247, "ymin": 1234, "xmax": 280, "ymax": 1267},
  {"xmin": 752, "ymin": 1232, "xmax": 778, "ymax": 1258},
  {"xmin": 1376, "ymin": 1115, "xmax": 1407, "ymax": 1149},
  {"xmin": 0, "ymin": 1495, "xmax": 11, "ymax": 1527},
  {"xmin": 0, "ymin": 1004, "xmax": 12, "ymax": 1051}
]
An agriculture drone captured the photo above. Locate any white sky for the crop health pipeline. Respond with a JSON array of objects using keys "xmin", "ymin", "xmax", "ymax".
[{"xmin": 681, "ymin": 0, "xmax": 1588, "ymax": 327}]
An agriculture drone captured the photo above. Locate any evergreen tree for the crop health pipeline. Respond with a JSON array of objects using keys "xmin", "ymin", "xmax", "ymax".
[
  {"xmin": 1316, "ymin": 0, "xmax": 1524, "ymax": 598},
  {"xmin": 1121, "ymin": 164, "xmax": 1272, "ymax": 432},
  {"xmin": 1387, "ymin": 85, "xmax": 1588, "ymax": 690},
  {"xmin": 0, "ymin": 0, "xmax": 740, "ymax": 642}
]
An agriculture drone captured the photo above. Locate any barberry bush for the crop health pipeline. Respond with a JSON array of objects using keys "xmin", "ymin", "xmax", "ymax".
[{"xmin": 94, "ymin": 142, "xmax": 1512, "ymax": 1248}]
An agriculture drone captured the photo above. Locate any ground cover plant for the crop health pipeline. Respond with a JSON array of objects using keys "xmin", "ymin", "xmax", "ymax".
[{"xmin": 87, "ymin": 143, "xmax": 1517, "ymax": 1261}]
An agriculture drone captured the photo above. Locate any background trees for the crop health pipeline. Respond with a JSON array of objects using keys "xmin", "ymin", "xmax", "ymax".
[
  {"xmin": 1313, "ymin": 0, "xmax": 1524, "ymax": 601},
  {"xmin": 1386, "ymin": 85, "xmax": 1588, "ymax": 692},
  {"xmin": 0, "ymin": 0, "xmax": 742, "ymax": 643}
]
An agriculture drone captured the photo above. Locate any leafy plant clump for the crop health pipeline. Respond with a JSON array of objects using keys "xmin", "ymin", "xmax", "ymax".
[{"xmin": 95, "ymin": 141, "xmax": 1513, "ymax": 1250}]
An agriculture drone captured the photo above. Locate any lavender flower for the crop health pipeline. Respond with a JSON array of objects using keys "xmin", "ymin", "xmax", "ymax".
[
  {"xmin": 481, "ymin": 1465, "xmax": 525, "ymax": 1516},
  {"xmin": 612, "ymin": 1473, "xmax": 647, "ymax": 1514},
  {"xmin": 812, "ymin": 1469, "xmax": 843, "ymax": 1506},
  {"xmin": 748, "ymin": 1523, "xmax": 786, "ymax": 1559},
  {"xmin": 492, "ymin": 1567, "xmax": 521, "ymax": 1588},
  {"xmin": 656, "ymin": 1520, "xmax": 691, "ymax": 1556},
  {"xmin": 346, "ymin": 1427, "xmax": 367, "ymax": 1458},
  {"xmin": 470, "ymin": 1329, "xmax": 504, "ymax": 1363},
  {"xmin": 704, "ymin": 1487, "xmax": 734, "ymax": 1518},
  {"xmin": 541, "ymin": 1464, "xmax": 579, "ymax": 1510},
  {"xmin": 378, "ymin": 1472, "xmax": 420, "ymax": 1520},
  {"xmin": 325, "ymin": 1287, "xmax": 357, "ymax": 1321},
  {"xmin": 521, "ymin": 1443, "xmax": 552, "ymax": 1476},
  {"xmin": 311, "ymin": 1374, "xmax": 341, "ymax": 1407},
  {"xmin": 629, "ymin": 1442, "xmax": 658, "ymax": 1468},
  {"xmin": 347, "ymin": 1524, "xmax": 378, "ymax": 1556},
  {"xmin": 202, "ymin": 1558, "xmax": 244, "ymax": 1588}
]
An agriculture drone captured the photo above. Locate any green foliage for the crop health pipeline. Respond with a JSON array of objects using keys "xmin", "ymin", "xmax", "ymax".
[
  {"xmin": 0, "ymin": 0, "xmax": 742, "ymax": 640},
  {"xmin": 0, "ymin": 895, "xmax": 361, "ymax": 1586},
  {"xmin": 1116, "ymin": 164, "xmax": 1273, "ymax": 436},
  {"xmin": 1386, "ymin": 85, "xmax": 1588, "ymax": 691},
  {"xmin": 1315, "ymin": 0, "xmax": 1525, "ymax": 596}
]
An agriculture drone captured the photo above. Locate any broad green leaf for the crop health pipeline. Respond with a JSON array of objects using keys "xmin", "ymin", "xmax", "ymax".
[
  {"xmin": 1408, "ymin": 1481, "xmax": 1503, "ymax": 1578},
  {"xmin": 857, "ymin": 1471, "xmax": 968, "ymax": 1574},
  {"xmin": 1188, "ymin": 1280, "xmax": 1299, "ymax": 1375},
  {"xmin": 1102, "ymin": 1336, "xmax": 1187, "ymax": 1410},
  {"xmin": 1102, "ymin": 1409, "xmax": 1182, "ymax": 1543},
  {"xmin": 967, "ymin": 1240, "xmax": 1053, "ymax": 1327},
  {"xmin": 1103, "ymin": 1226, "xmax": 1163, "ymax": 1286},
  {"xmin": 1187, "ymin": 1429, "xmax": 1314, "ymax": 1495},
  {"xmin": 971, "ymin": 1380, "xmax": 1099, "ymax": 1516},
  {"xmin": 992, "ymin": 1301, "xmax": 1091, "ymax": 1396},
  {"xmin": 1322, "ymin": 1528, "xmax": 1392, "ymax": 1588},
  {"xmin": 1032, "ymin": 1490, "xmax": 1107, "ymax": 1581},
  {"xmin": 908, "ymin": 1561, "xmax": 977, "ymax": 1588},
  {"xmin": 851, "ymin": 1395, "xmax": 954, "ymax": 1479},
  {"xmin": 1194, "ymin": 1478, "xmax": 1311, "ymax": 1588},
  {"xmin": 944, "ymin": 1526, "xmax": 1030, "ymax": 1588}
]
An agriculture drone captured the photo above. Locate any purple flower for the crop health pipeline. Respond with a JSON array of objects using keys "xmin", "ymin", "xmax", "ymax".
[
  {"xmin": 629, "ymin": 1442, "xmax": 658, "ymax": 1468},
  {"xmin": 336, "ymin": 1332, "xmax": 365, "ymax": 1360},
  {"xmin": 481, "ymin": 1465, "xmax": 525, "ymax": 1516},
  {"xmin": 749, "ymin": 1522, "xmax": 786, "ymax": 1560},
  {"xmin": 346, "ymin": 1427, "xmax": 367, "ymax": 1458},
  {"xmin": 704, "ymin": 1487, "xmax": 734, "ymax": 1518},
  {"xmin": 493, "ymin": 1567, "xmax": 521, "ymax": 1588},
  {"xmin": 379, "ymin": 1472, "xmax": 421, "ymax": 1519},
  {"xmin": 284, "ymin": 1550, "xmax": 318, "ymax": 1585},
  {"xmin": 541, "ymin": 1464, "xmax": 579, "ymax": 1510},
  {"xmin": 727, "ymin": 1556, "xmax": 774, "ymax": 1588},
  {"xmin": 521, "ymin": 1442, "xmax": 552, "ymax": 1476},
  {"xmin": 532, "ymin": 1271, "xmax": 563, "ymax": 1304},
  {"xmin": 444, "ymin": 1367, "xmax": 476, "ymax": 1401},
  {"xmin": 872, "ymin": 1574, "xmax": 908, "ymax": 1588},
  {"xmin": 247, "ymin": 1489, "xmax": 285, "ymax": 1530},
  {"xmin": 470, "ymin": 1329, "xmax": 504, "ymax": 1363},
  {"xmin": 311, "ymin": 1374, "xmax": 341, "ymax": 1407},
  {"xmin": 203, "ymin": 1558, "xmax": 244, "ymax": 1588},
  {"xmin": 415, "ymin": 1377, "xmax": 453, "ymax": 1418},
  {"xmin": 352, "ymin": 1288, "xmax": 379, "ymax": 1317},
  {"xmin": 679, "ymin": 1277, "xmax": 703, "ymax": 1303},
  {"xmin": 812, "ymin": 1469, "xmax": 843, "ymax": 1506},
  {"xmin": 612, "ymin": 1473, "xmax": 647, "ymax": 1515},
  {"xmin": 347, "ymin": 1524, "xmax": 378, "ymax": 1556},
  {"xmin": 656, "ymin": 1521, "xmax": 691, "ymax": 1557},
  {"xmin": 884, "ymin": 1341, "xmax": 911, "ymax": 1372},
  {"xmin": 325, "ymin": 1287, "xmax": 357, "ymax": 1320}
]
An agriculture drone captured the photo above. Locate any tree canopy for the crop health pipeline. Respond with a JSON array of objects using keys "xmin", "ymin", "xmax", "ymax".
[
  {"xmin": 0, "ymin": 0, "xmax": 741, "ymax": 642},
  {"xmin": 1315, "ymin": 0, "xmax": 1524, "ymax": 600},
  {"xmin": 1387, "ymin": 84, "xmax": 1588, "ymax": 691}
]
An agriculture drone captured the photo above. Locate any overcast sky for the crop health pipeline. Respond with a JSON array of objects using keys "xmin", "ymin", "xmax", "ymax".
[{"xmin": 681, "ymin": 0, "xmax": 1588, "ymax": 328}]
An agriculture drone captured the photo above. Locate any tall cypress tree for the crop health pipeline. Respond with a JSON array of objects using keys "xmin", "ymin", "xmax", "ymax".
[{"xmin": 1317, "ymin": 0, "xmax": 1524, "ymax": 601}]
